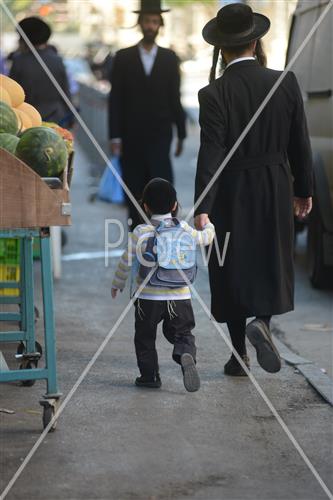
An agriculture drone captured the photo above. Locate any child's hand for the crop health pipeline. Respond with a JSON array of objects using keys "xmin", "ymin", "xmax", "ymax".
[{"xmin": 111, "ymin": 288, "xmax": 119, "ymax": 299}]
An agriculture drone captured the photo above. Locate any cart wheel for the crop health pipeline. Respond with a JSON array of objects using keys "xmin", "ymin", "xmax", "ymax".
[
  {"xmin": 42, "ymin": 405, "xmax": 57, "ymax": 431},
  {"xmin": 17, "ymin": 342, "xmax": 42, "ymax": 386},
  {"xmin": 17, "ymin": 341, "xmax": 43, "ymax": 357},
  {"xmin": 20, "ymin": 361, "xmax": 37, "ymax": 387}
]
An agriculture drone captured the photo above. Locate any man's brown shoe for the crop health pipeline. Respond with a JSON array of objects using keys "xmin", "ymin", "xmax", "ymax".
[
  {"xmin": 246, "ymin": 319, "xmax": 281, "ymax": 373},
  {"xmin": 224, "ymin": 354, "xmax": 250, "ymax": 377}
]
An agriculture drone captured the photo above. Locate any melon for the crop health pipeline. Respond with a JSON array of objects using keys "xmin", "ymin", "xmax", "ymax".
[
  {"xmin": 17, "ymin": 102, "xmax": 42, "ymax": 127},
  {"xmin": 0, "ymin": 101, "xmax": 19, "ymax": 134},
  {"xmin": 0, "ymin": 133, "xmax": 19, "ymax": 154},
  {"xmin": 13, "ymin": 108, "xmax": 32, "ymax": 131},
  {"xmin": 0, "ymin": 74, "xmax": 25, "ymax": 107},
  {"xmin": 16, "ymin": 127, "xmax": 68, "ymax": 177},
  {"xmin": 0, "ymin": 86, "xmax": 12, "ymax": 106}
]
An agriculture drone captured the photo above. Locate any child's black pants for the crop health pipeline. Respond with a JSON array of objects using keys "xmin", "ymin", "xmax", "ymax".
[{"xmin": 134, "ymin": 299, "xmax": 196, "ymax": 377}]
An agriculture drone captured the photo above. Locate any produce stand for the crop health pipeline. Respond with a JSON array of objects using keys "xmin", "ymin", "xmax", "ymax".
[{"xmin": 0, "ymin": 148, "xmax": 71, "ymax": 430}]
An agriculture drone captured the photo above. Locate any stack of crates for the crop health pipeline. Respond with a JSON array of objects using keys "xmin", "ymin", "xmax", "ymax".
[{"xmin": 0, "ymin": 238, "xmax": 20, "ymax": 296}]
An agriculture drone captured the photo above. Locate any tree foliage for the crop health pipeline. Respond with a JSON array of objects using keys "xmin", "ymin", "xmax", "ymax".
[
  {"xmin": 167, "ymin": 0, "xmax": 218, "ymax": 15},
  {"xmin": 1, "ymin": 0, "xmax": 33, "ymax": 30},
  {"xmin": 3, "ymin": 0, "xmax": 32, "ymax": 15}
]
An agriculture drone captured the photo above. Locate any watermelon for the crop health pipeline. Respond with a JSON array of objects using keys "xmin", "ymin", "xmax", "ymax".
[
  {"xmin": 0, "ymin": 133, "xmax": 19, "ymax": 154},
  {"xmin": 0, "ymin": 101, "xmax": 19, "ymax": 134},
  {"xmin": 16, "ymin": 127, "xmax": 68, "ymax": 177}
]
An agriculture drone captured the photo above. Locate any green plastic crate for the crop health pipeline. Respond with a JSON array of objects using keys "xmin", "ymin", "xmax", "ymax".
[{"xmin": 0, "ymin": 238, "xmax": 20, "ymax": 265}]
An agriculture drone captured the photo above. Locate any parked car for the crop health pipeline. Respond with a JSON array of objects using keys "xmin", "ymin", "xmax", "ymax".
[{"xmin": 286, "ymin": 0, "xmax": 333, "ymax": 288}]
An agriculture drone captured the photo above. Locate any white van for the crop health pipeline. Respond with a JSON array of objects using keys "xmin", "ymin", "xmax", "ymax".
[{"xmin": 286, "ymin": 0, "xmax": 333, "ymax": 288}]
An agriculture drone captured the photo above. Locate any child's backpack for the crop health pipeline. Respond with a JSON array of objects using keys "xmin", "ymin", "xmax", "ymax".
[{"xmin": 138, "ymin": 218, "xmax": 197, "ymax": 288}]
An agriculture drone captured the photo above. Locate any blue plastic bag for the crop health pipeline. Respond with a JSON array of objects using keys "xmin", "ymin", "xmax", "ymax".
[{"xmin": 97, "ymin": 156, "xmax": 124, "ymax": 204}]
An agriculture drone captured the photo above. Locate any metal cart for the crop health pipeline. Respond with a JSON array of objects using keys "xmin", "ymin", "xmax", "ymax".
[
  {"xmin": 0, "ymin": 227, "xmax": 61, "ymax": 430},
  {"xmin": 0, "ymin": 148, "xmax": 72, "ymax": 430}
]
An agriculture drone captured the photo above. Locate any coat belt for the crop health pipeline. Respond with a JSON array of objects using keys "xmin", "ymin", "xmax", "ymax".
[{"xmin": 225, "ymin": 152, "xmax": 287, "ymax": 172}]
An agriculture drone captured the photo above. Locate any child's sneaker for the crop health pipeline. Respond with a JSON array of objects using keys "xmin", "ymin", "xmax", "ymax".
[
  {"xmin": 180, "ymin": 353, "xmax": 200, "ymax": 392},
  {"xmin": 135, "ymin": 373, "xmax": 162, "ymax": 388}
]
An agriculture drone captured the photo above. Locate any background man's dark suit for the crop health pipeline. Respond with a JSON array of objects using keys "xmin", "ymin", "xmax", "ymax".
[
  {"xmin": 195, "ymin": 60, "xmax": 313, "ymax": 322},
  {"xmin": 109, "ymin": 45, "xmax": 186, "ymax": 225}
]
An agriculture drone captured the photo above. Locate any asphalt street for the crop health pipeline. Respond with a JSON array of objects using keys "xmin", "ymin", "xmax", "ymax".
[{"xmin": 0, "ymin": 126, "xmax": 332, "ymax": 500}]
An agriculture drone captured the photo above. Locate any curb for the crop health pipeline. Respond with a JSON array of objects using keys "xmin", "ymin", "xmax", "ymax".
[
  {"xmin": 198, "ymin": 261, "xmax": 333, "ymax": 406},
  {"xmin": 273, "ymin": 335, "xmax": 333, "ymax": 406}
]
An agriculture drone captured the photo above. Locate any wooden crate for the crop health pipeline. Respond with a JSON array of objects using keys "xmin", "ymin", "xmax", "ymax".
[{"xmin": 0, "ymin": 148, "xmax": 71, "ymax": 229}]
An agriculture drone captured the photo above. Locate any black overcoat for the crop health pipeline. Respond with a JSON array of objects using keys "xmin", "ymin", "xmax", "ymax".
[
  {"xmin": 194, "ymin": 60, "xmax": 313, "ymax": 322},
  {"xmin": 108, "ymin": 44, "xmax": 186, "ymax": 201},
  {"xmin": 9, "ymin": 47, "xmax": 72, "ymax": 124}
]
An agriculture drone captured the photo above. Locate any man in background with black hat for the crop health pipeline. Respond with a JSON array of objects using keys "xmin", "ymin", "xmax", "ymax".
[
  {"xmin": 9, "ymin": 16, "xmax": 73, "ymax": 126},
  {"xmin": 108, "ymin": 0, "xmax": 186, "ymax": 228},
  {"xmin": 194, "ymin": 3, "xmax": 313, "ymax": 377}
]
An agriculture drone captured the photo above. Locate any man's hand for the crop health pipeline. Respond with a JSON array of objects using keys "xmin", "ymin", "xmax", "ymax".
[
  {"xmin": 294, "ymin": 197, "xmax": 312, "ymax": 219},
  {"xmin": 111, "ymin": 288, "xmax": 120, "ymax": 299},
  {"xmin": 195, "ymin": 213, "xmax": 210, "ymax": 230},
  {"xmin": 110, "ymin": 140, "xmax": 122, "ymax": 157},
  {"xmin": 174, "ymin": 139, "xmax": 183, "ymax": 157}
]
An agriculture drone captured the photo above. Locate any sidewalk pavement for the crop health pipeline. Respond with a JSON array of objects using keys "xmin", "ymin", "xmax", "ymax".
[{"xmin": 0, "ymin": 125, "xmax": 332, "ymax": 500}]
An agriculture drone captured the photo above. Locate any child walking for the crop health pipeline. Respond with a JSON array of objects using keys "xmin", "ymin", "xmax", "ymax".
[{"xmin": 111, "ymin": 178, "xmax": 215, "ymax": 392}]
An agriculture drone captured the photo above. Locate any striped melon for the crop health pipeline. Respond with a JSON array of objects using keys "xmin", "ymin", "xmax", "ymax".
[
  {"xmin": 0, "ymin": 101, "xmax": 19, "ymax": 134},
  {"xmin": 0, "ymin": 133, "xmax": 19, "ymax": 154},
  {"xmin": 16, "ymin": 127, "xmax": 68, "ymax": 177}
]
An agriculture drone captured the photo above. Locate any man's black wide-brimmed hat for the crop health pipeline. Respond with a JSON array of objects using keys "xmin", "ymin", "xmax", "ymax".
[
  {"xmin": 18, "ymin": 16, "xmax": 52, "ymax": 45},
  {"xmin": 133, "ymin": 0, "xmax": 170, "ymax": 14},
  {"xmin": 203, "ymin": 3, "xmax": 270, "ymax": 47}
]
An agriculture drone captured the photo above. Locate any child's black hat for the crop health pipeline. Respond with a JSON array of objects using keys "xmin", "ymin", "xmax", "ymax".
[{"xmin": 142, "ymin": 178, "xmax": 177, "ymax": 215}]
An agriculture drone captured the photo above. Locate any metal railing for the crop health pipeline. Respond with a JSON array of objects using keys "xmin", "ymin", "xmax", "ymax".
[{"xmin": 76, "ymin": 80, "xmax": 111, "ymax": 177}]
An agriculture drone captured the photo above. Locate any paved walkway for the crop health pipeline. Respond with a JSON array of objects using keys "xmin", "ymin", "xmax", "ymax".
[{"xmin": 0, "ymin": 127, "xmax": 332, "ymax": 500}]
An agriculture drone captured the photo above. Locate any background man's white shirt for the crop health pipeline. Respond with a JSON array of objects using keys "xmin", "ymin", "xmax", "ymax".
[{"xmin": 138, "ymin": 43, "xmax": 158, "ymax": 76}]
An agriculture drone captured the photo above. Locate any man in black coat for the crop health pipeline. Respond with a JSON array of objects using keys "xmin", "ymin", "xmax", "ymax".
[
  {"xmin": 194, "ymin": 4, "xmax": 313, "ymax": 376},
  {"xmin": 108, "ymin": 0, "xmax": 186, "ymax": 228},
  {"xmin": 10, "ymin": 17, "xmax": 73, "ymax": 127}
]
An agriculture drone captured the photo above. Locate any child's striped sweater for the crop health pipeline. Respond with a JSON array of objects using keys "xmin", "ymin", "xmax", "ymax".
[{"xmin": 112, "ymin": 216, "xmax": 215, "ymax": 301}]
